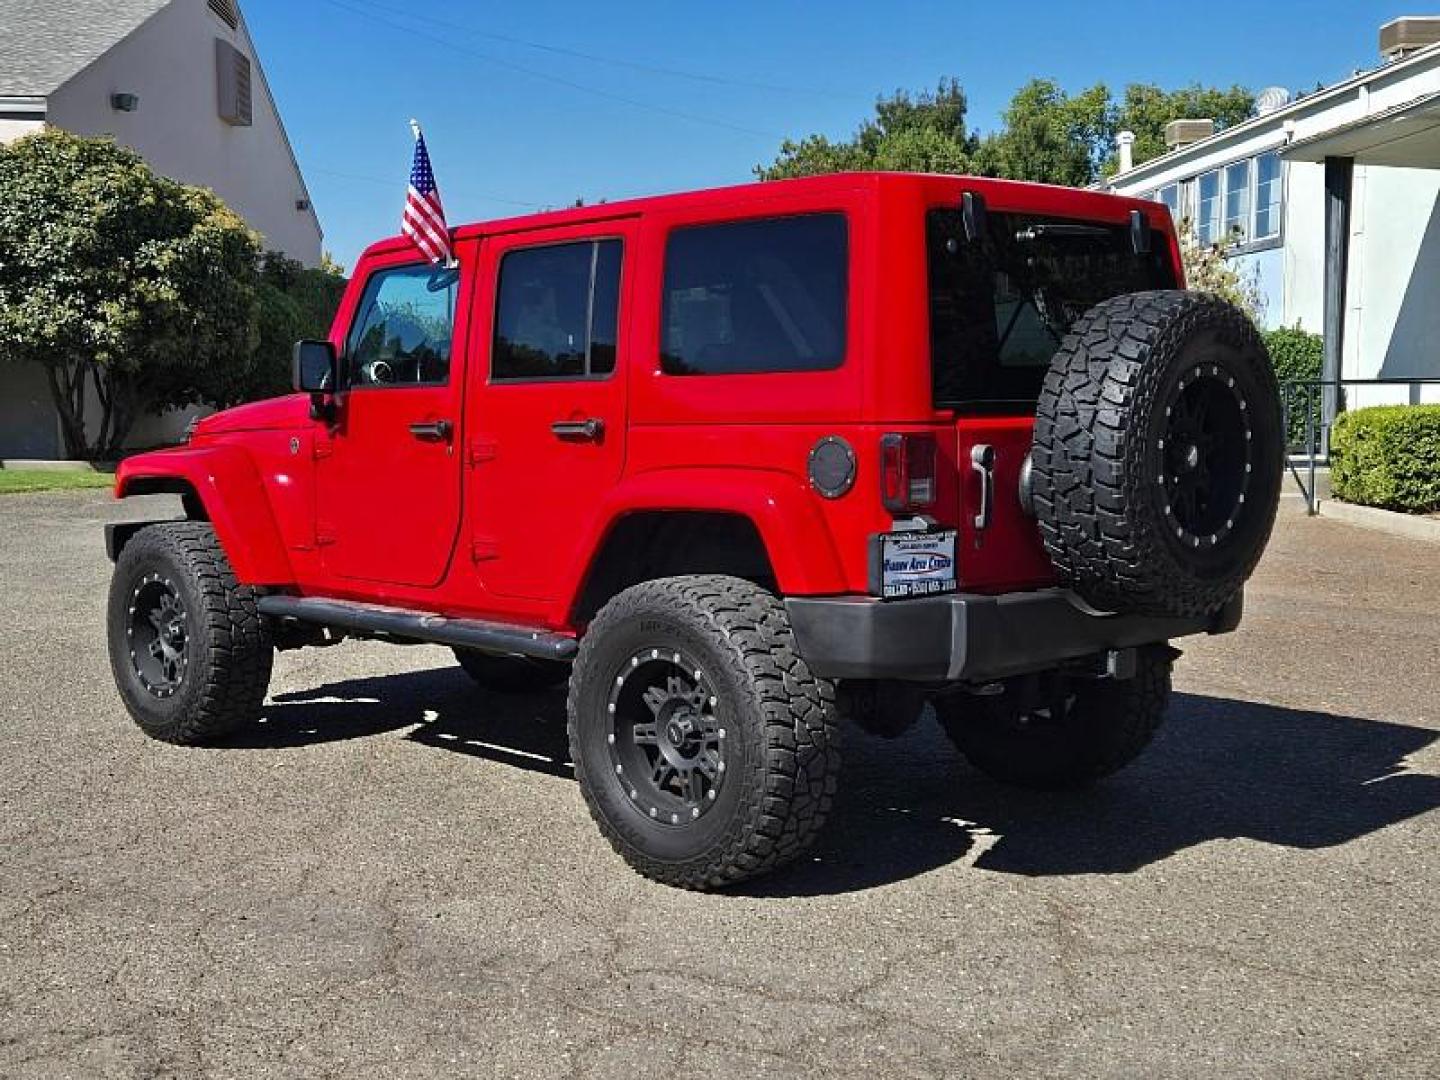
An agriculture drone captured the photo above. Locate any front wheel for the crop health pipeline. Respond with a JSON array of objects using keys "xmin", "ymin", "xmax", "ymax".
[
  {"xmin": 567, "ymin": 576, "xmax": 840, "ymax": 890},
  {"xmin": 106, "ymin": 522, "xmax": 273, "ymax": 744},
  {"xmin": 934, "ymin": 649, "xmax": 1172, "ymax": 790}
]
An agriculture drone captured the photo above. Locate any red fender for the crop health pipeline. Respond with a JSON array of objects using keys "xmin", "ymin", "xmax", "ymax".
[
  {"xmin": 115, "ymin": 445, "xmax": 294, "ymax": 585},
  {"xmin": 563, "ymin": 467, "xmax": 849, "ymax": 602}
]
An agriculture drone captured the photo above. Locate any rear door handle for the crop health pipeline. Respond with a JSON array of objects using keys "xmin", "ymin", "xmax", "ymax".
[
  {"xmin": 551, "ymin": 418, "xmax": 604, "ymax": 441},
  {"xmin": 409, "ymin": 419, "xmax": 453, "ymax": 441},
  {"xmin": 970, "ymin": 444, "xmax": 995, "ymax": 530}
]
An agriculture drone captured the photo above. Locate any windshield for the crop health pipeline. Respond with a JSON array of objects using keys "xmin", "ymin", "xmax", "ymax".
[{"xmin": 928, "ymin": 208, "xmax": 1177, "ymax": 410}]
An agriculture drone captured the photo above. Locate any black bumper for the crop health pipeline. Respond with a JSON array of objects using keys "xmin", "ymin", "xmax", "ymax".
[{"xmin": 785, "ymin": 587, "xmax": 1243, "ymax": 682}]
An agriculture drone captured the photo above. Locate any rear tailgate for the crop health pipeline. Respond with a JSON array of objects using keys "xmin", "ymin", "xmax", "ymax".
[{"xmin": 954, "ymin": 415, "xmax": 1052, "ymax": 592}]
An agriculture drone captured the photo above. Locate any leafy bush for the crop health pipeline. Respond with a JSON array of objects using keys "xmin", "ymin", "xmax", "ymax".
[
  {"xmin": 1262, "ymin": 326, "xmax": 1324, "ymax": 450},
  {"xmin": 235, "ymin": 252, "xmax": 347, "ymax": 404},
  {"xmin": 1330, "ymin": 405, "xmax": 1440, "ymax": 513}
]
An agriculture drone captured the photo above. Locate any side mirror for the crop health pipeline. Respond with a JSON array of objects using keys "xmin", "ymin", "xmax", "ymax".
[{"xmin": 293, "ymin": 339, "xmax": 337, "ymax": 393}]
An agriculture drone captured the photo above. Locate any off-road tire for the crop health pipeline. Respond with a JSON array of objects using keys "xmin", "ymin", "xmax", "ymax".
[
  {"xmin": 453, "ymin": 649, "xmax": 570, "ymax": 693},
  {"xmin": 106, "ymin": 522, "xmax": 273, "ymax": 744},
  {"xmin": 568, "ymin": 575, "xmax": 840, "ymax": 890},
  {"xmin": 934, "ymin": 650, "xmax": 1171, "ymax": 790},
  {"xmin": 1031, "ymin": 290, "xmax": 1283, "ymax": 618}
]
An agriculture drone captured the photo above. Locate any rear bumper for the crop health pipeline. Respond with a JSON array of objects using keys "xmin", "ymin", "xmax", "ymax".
[{"xmin": 785, "ymin": 587, "xmax": 1243, "ymax": 682}]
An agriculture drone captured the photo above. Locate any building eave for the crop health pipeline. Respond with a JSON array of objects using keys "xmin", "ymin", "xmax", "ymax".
[
  {"xmin": 1107, "ymin": 38, "xmax": 1440, "ymax": 188},
  {"xmin": 0, "ymin": 95, "xmax": 47, "ymax": 120}
]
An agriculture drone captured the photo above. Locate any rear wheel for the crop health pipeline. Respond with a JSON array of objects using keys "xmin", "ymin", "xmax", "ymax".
[
  {"xmin": 568, "ymin": 575, "xmax": 840, "ymax": 890},
  {"xmin": 453, "ymin": 649, "xmax": 569, "ymax": 693},
  {"xmin": 934, "ymin": 650, "xmax": 1171, "ymax": 790},
  {"xmin": 106, "ymin": 523, "xmax": 272, "ymax": 744}
]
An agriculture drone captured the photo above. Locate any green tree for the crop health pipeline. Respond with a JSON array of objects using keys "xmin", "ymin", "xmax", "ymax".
[
  {"xmin": 1109, "ymin": 84, "xmax": 1255, "ymax": 174},
  {"xmin": 241, "ymin": 251, "xmax": 348, "ymax": 403},
  {"xmin": 759, "ymin": 78, "xmax": 1255, "ymax": 188},
  {"xmin": 0, "ymin": 130, "xmax": 260, "ymax": 458},
  {"xmin": 974, "ymin": 79, "xmax": 1112, "ymax": 187},
  {"xmin": 756, "ymin": 78, "xmax": 977, "ymax": 180}
]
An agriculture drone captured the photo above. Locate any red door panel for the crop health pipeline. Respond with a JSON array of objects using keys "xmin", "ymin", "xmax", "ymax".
[
  {"xmin": 316, "ymin": 247, "xmax": 473, "ymax": 588},
  {"xmin": 467, "ymin": 220, "xmax": 636, "ymax": 602}
]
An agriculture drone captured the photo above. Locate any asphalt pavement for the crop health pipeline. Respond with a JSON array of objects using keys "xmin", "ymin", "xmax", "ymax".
[{"xmin": 1, "ymin": 491, "xmax": 1437, "ymax": 1078}]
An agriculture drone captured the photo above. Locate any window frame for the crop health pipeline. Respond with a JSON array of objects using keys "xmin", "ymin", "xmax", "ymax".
[
  {"xmin": 1163, "ymin": 149, "xmax": 1284, "ymax": 255},
  {"xmin": 488, "ymin": 236, "xmax": 626, "ymax": 385},
  {"xmin": 658, "ymin": 211, "xmax": 851, "ymax": 378},
  {"xmin": 343, "ymin": 261, "xmax": 459, "ymax": 392}
]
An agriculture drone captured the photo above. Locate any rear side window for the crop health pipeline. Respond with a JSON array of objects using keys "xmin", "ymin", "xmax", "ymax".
[
  {"xmin": 493, "ymin": 239, "xmax": 623, "ymax": 380},
  {"xmin": 661, "ymin": 213, "xmax": 847, "ymax": 376},
  {"xmin": 928, "ymin": 209, "xmax": 1177, "ymax": 410}
]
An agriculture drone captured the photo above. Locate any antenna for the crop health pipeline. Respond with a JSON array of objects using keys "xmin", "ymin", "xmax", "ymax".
[{"xmin": 1255, "ymin": 87, "xmax": 1292, "ymax": 116}]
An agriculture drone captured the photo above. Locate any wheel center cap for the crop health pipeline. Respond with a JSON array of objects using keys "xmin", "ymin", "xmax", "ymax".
[{"xmin": 665, "ymin": 715, "xmax": 694, "ymax": 748}]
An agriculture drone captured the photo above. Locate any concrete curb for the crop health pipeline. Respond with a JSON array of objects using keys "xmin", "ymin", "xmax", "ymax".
[
  {"xmin": 1317, "ymin": 498, "xmax": 1440, "ymax": 545},
  {"xmin": 1, "ymin": 459, "xmax": 113, "ymax": 473}
]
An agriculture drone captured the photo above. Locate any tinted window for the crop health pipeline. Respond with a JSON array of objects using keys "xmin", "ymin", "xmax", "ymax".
[
  {"xmin": 346, "ymin": 264, "xmax": 457, "ymax": 387},
  {"xmin": 928, "ymin": 209, "xmax": 1177, "ymax": 410},
  {"xmin": 661, "ymin": 213, "xmax": 846, "ymax": 375},
  {"xmin": 493, "ymin": 239, "xmax": 623, "ymax": 380}
]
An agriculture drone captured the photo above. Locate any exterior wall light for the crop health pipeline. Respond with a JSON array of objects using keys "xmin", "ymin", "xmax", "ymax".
[{"xmin": 110, "ymin": 93, "xmax": 140, "ymax": 112}]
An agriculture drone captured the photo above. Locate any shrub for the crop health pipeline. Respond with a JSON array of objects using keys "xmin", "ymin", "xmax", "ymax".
[
  {"xmin": 1262, "ymin": 326, "xmax": 1324, "ymax": 451},
  {"xmin": 1330, "ymin": 404, "xmax": 1440, "ymax": 513}
]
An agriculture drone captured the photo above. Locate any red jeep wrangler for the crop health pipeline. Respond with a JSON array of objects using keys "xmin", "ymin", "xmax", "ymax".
[{"xmin": 105, "ymin": 173, "xmax": 1282, "ymax": 889}]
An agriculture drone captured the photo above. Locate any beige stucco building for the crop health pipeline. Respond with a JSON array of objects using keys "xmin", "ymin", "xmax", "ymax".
[{"xmin": 0, "ymin": 0, "xmax": 321, "ymax": 458}]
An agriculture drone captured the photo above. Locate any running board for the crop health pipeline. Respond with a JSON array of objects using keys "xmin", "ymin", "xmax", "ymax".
[{"xmin": 255, "ymin": 596, "xmax": 577, "ymax": 661}]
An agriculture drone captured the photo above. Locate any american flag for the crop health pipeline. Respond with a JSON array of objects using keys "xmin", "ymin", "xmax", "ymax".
[{"xmin": 402, "ymin": 120, "xmax": 452, "ymax": 265}]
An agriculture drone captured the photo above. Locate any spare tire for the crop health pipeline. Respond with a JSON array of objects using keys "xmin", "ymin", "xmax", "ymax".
[{"xmin": 1031, "ymin": 290, "xmax": 1283, "ymax": 619}]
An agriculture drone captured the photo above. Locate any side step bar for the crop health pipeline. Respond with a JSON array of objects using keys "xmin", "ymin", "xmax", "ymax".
[{"xmin": 256, "ymin": 595, "xmax": 578, "ymax": 661}]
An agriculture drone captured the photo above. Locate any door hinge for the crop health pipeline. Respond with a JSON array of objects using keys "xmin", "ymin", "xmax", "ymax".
[
  {"xmin": 312, "ymin": 439, "xmax": 333, "ymax": 460},
  {"xmin": 470, "ymin": 538, "xmax": 499, "ymax": 562},
  {"xmin": 315, "ymin": 525, "xmax": 336, "ymax": 547},
  {"xmin": 467, "ymin": 440, "xmax": 497, "ymax": 467}
]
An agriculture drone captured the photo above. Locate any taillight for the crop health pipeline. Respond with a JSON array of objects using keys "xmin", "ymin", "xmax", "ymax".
[{"xmin": 879, "ymin": 433, "xmax": 937, "ymax": 515}]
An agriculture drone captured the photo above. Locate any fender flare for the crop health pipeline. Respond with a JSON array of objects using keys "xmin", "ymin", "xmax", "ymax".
[
  {"xmin": 563, "ymin": 467, "xmax": 848, "ymax": 603},
  {"xmin": 114, "ymin": 445, "xmax": 294, "ymax": 585}
]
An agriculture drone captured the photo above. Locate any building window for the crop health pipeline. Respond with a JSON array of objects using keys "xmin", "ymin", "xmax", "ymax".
[
  {"xmin": 1197, "ymin": 170, "xmax": 1222, "ymax": 245},
  {"xmin": 1224, "ymin": 160, "xmax": 1251, "ymax": 241},
  {"xmin": 1254, "ymin": 151, "xmax": 1282, "ymax": 240},
  {"xmin": 1154, "ymin": 183, "xmax": 1182, "ymax": 220}
]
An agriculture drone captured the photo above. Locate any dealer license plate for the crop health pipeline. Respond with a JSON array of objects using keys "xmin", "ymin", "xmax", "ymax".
[{"xmin": 878, "ymin": 529, "xmax": 958, "ymax": 599}]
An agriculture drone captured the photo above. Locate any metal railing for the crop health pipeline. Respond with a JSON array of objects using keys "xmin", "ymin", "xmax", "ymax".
[{"xmin": 1280, "ymin": 378, "xmax": 1440, "ymax": 514}]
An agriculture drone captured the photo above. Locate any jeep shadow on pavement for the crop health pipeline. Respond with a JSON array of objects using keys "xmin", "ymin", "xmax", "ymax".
[
  {"xmin": 234, "ymin": 667, "xmax": 1440, "ymax": 896},
  {"xmin": 106, "ymin": 173, "xmax": 1292, "ymax": 890}
]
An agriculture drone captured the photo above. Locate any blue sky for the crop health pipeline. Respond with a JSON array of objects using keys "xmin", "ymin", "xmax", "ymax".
[{"xmin": 244, "ymin": 0, "xmax": 1409, "ymax": 268}]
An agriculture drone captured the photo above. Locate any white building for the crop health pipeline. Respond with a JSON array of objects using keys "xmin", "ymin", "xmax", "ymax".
[
  {"xmin": 1103, "ymin": 17, "xmax": 1440, "ymax": 414},
  {"xmin": 0, "ymin": 0, "xmax": 321, "ymax": 458}
]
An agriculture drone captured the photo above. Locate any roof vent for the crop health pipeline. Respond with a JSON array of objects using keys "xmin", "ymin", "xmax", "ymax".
[
  {"xmin": 1255, "ymin": 86, "xmax": 1292, "ymax": 116},
  {"xmin": 215, "ymin": 39, "xmax": 252, "ymax": 126},
  {"xmin": 1381, "ymin": 16, "xmax": 1440, "ymax": 60},
  {"xmin": 208, "ymin": 0, "xmax": 239, "ymax": 30},
  {"xmin": 1164, "ymin": 118, "xmax": 1215, "ymax": 150}
]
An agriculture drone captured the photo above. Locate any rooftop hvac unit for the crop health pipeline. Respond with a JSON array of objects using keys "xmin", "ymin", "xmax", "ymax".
[
  {"xmin": 1380, "ymin": 17, "xmax": 1440, "ymax": 60},
  {"xmin": 1164, "ymin": 119, "xmax": 1215, "ymax": 150},
  {"xmin": 216, "ymin": 39, "xmax": 252, "ymax": 127}
]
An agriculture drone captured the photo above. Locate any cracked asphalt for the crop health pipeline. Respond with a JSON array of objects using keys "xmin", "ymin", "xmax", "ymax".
[{"xmin": 2, "ymin": 491, "xmax": 1438, "ymax": 1078}]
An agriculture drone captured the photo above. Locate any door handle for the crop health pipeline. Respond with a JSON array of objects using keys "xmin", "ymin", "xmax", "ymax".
[
  {"xmin": 409, "ymin": 419, "xmax": 453, "ymax": 441},
  {"xmin": 970, "ymin": 444, "xmax": 995, "ymax": 531},
  {"xmin": 551, "ymin": 418, "xmax": 604, "ymax": 441}
]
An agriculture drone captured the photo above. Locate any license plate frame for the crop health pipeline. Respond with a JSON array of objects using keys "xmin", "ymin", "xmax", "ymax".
[{"xmin": 876, "ymin": 529, "xmax": 958, "ymax": 600}]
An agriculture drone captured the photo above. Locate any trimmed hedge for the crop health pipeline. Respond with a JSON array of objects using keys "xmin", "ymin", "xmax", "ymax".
[
  {"xmin": 1330, "ymin": 404, "xmax": 1440, "ymax": 513},
  {"xmin": 1262, "ymin": 326, "xmax": 1324, "ymax": 450}
]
